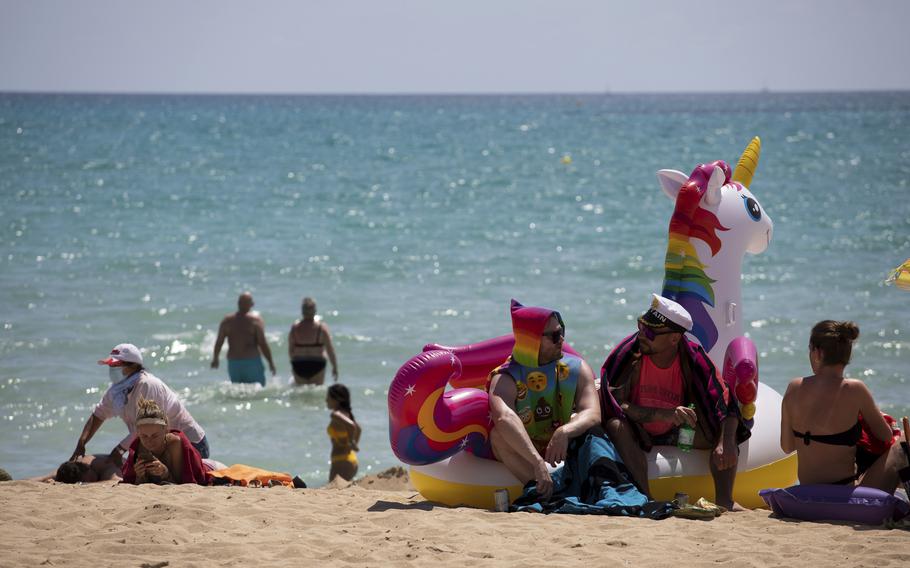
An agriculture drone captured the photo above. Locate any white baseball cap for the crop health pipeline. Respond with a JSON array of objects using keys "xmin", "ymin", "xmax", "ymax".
[
  {"xmin": 98, "ymin": 343, "xmax": 144, "ymax": 366},
  {"xmin": 641, "ymin": 294, "xmax": 693, "ymax": 332}
]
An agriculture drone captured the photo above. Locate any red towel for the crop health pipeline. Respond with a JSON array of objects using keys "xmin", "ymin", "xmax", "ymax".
[
  {"xmin": 855, "ymin": 413, "xmax": 900, "ymax": 474},
  {"xmin": 858, "ymin": 413, "xmax": 900, "ymax": 455}
]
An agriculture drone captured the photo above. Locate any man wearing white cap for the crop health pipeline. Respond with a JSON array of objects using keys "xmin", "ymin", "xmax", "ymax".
[
  {"xmin": 599, "ymin": 295, "xmax": 750, "ymax": 510},
  {"xmin": 69, "ymin": 343, "xmax": 209, "ymax": 466}
]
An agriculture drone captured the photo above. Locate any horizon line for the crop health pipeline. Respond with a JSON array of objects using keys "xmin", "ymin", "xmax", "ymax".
[{"xmin": 2, "ymin": 87, "xmax": 910, "ymax": 98}]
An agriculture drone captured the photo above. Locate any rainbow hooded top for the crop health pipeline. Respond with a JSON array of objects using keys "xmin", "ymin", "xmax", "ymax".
[
  {"xmin": 504, "ymin": 299, "xmax": 580, "ymax": 453},
  {"xmin": 510, "ymin": 299, "xmax": 562, "ymax": 367}
]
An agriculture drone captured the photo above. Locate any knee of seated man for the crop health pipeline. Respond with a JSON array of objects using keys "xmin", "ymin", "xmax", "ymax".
[
  {"xmin": 604, "ymin": 417, "xmax": 621, "ymax": 434},
  {"xmin": 889, "ymin": 442, "xmax": 909, "ymax": 467},
  {"xmin": 604, "ymin": 416, "xmax": 633, "ymax": 437},
  {"xmin": 488, "ymin": 427, "xmax": 514, "ymax": 462},
  {"xmin": 693, "ymin": 428, "xmax": 718, "ymax": 450},
  {"xmin": 489, "ymin": 424, "xmax": 507, "ymax": 448}
]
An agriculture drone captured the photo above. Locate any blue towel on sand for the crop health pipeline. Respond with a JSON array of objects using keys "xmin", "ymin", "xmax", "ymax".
[{"xmin": 511, "ymin": 429, "xmax": 674, "ymax": 519}]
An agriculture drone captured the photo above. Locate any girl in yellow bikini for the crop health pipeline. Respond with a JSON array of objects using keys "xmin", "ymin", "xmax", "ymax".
[{"xmin": 326, "ymin": 384, "xmax": 361, "ymax": 482}]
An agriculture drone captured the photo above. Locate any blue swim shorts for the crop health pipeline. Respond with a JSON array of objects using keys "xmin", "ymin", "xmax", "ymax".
[{"xmin": 227, "ymin": 358, "xmax": 265, "ymax": 386}]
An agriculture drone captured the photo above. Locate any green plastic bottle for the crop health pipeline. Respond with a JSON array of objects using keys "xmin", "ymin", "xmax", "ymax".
[{"xmin": 677, "ymin": 404, "xmax": 696, "ymax": 452}]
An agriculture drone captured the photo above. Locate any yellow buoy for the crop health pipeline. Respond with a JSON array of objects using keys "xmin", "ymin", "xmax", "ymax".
[{"xmin": 886, "ymin": 259, "xmax": 910, "ymax": 291}]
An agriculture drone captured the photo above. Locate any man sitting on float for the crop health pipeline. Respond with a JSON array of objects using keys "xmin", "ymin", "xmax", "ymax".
[
  {"xmin": 488, "ymin": 300, "xmax": 601, "ymax": 500},
  {"xmin": 601, "ymin": 294, "xmax": 750, "ymax": 510}
]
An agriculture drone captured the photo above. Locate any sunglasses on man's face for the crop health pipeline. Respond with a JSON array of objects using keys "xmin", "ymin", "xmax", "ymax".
[
  {"xmin": 637, "ymin": 319, "xmax": 677, "ymax": 341},
  {"xmin": 542, "ymin": 328, "xmax": 564, "ymax": 343}
]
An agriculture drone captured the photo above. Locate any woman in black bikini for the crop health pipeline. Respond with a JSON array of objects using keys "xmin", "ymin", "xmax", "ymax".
[
  {"xmin": 781, "ymin": 320, "xmax": 905, "ymax": 492},
  {"xmin": 288, "ymin": 297, "xmax": 338, "ymax": 386}
]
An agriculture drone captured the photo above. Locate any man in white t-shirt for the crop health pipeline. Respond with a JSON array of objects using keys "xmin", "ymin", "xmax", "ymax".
[{"xmin": 69, "ymin": 343, "xmax": 209, "ymax": 466}]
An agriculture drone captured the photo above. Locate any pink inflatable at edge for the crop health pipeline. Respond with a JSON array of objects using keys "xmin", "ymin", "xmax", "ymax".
[{"xmin": 722, "ymin": 336, "xmax": 759, "ymax": 420}]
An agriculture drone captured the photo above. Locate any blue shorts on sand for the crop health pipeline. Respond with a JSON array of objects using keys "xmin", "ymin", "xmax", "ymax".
[{"xmin": 228, "ymin": 358, "xmax": 265, "ymax": 385}]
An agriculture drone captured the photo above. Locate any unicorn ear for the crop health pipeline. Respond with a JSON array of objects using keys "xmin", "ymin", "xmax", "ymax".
[
  {"xmin": 657, "ymin": 169, "xmax": 688, "ymax": 200},
  {"xmin": 704, "ymin": 166, "xmax": 725, "ymax": 206}
]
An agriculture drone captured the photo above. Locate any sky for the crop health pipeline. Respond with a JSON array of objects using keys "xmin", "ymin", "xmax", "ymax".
[{"xmin": 1, "ymin": 0, "xmax": 909, "ymax": 94}]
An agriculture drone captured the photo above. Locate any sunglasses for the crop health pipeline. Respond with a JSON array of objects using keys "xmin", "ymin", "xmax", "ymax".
[
  {"xmin": 542, "ymin": 328, "xmax": 564, "ymax": 343},
  {"xmin": 637, "ymin": 319, "xmax": 678, "ymax": 341}
]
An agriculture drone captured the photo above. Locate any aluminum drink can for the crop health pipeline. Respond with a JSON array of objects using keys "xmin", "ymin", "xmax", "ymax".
[
  {"xmin": 493, "ymin": 489, "xmax": 510, "ymax": 512},
  {"xmin": 674, "ymin": 492, "xmax": 689, "ymax": 506}
]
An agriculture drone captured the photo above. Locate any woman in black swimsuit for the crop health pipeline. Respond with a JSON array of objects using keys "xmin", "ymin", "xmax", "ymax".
[
  {"xmin": 288, "ymin": 297, "xmax": 338, "ymax": 386},
  {"xmin": 781, "ymin": 320, "xmax": 905, "ymax": 492}
]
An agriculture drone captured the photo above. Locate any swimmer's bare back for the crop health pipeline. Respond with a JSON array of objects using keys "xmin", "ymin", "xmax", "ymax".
[{"xmin": 224, "ymin": 312, "xmax": 265, "ymax": 359}]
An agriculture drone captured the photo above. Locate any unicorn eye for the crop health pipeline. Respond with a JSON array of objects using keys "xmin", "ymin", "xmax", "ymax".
[{"xmin": 743, "ymin": 195, "xmax": 761, "ymax": 221}]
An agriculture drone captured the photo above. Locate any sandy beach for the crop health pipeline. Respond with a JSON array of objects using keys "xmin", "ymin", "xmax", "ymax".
[{"xmin": 1, "ymin": 469, "xmax": 907, "ymax": 568}]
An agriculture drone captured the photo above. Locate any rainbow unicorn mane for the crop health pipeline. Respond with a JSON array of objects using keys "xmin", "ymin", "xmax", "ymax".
[{"xmin": 661, "ymin": 161, "xmax": 730, "ymax": 352}]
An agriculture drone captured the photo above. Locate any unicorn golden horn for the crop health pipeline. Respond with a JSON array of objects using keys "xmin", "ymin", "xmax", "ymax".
[{"xmin": 732, "ymin": 136, "xmax": 761, "ymax": 187}]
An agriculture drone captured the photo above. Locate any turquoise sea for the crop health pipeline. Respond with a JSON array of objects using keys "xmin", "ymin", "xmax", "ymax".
[{"xmin": 1, "ymin": 92, "xmax": 908, "ymax": 485}]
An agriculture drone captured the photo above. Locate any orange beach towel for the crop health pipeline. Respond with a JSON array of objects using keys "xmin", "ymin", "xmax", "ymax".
[{"xmin": 209, "ymin": 464, "xmax": 293, "ymax": 487}]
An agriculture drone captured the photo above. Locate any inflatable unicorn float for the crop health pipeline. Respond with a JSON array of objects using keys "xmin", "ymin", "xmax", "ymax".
[
  {"xmin": 655, "ymin": 137, "xmax": 771, "ymax": 419},
  {"xmin": 388, "ymin": 138, "xmax": 797, "ymax": 509}
]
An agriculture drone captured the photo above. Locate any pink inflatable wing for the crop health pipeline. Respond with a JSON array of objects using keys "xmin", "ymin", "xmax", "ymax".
[
  {"xmin": 388, "ymin": 350, "xmax": 494, "ymax": 465},
  {"xmin": 422, "ymin": 335, "xmax": 514, "ymax": 390},
  {"xmin": 722, "ymin": 336, "xmax": 759, "ymax": 405},
  {"xmin": 424, "ymin": 335, "xmax": 581, "ymax": 390}
]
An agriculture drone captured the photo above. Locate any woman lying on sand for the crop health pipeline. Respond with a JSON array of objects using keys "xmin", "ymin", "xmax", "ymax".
[{"xmin": 781, "ymin": 320, "xmax": 907, "ymax": 492}]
